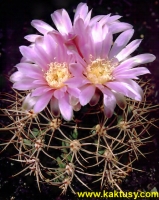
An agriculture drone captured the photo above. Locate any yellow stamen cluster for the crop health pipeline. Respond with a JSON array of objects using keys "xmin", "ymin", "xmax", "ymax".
[
  {"xmin": 45, "ymin": 62, "xmax": 71, "ymax": 89},
  {"xmin": 85, "ymin": 58, "xmax": 118, "ymax": 84}
]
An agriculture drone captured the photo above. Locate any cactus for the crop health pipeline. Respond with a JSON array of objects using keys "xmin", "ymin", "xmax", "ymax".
[{"xmin": 0, "ymin": 78, "xmax": 158, "ymax": 194}]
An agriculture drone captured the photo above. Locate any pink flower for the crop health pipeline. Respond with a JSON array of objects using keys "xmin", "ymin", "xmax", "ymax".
[
  {"xmin": 66, "ymin": 25, "xmax": 156, "ymax": 118},
  {"xmin": 10, "ymin": 3, "xmax": 156, "ymax": 120},
  {"xmin": 25, "ymin": 3, "xmax": 132, "ymax": 43},
  {"xmin": 10, "ymin": 33, "xmax": 80, "ymax": 121}
]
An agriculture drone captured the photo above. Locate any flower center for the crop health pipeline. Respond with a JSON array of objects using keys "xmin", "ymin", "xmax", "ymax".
[
  {"xmin": 85, "ymin": 58, "xmax": 118, "ymax": 84},
  {"xmin": 45, "ymin": 62, "xmax": 71, "ymax": 89}
]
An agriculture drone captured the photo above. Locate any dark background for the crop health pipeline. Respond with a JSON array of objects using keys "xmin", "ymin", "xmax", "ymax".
[{"xmin": 0, "ymin": 0, "xmax": 159, "ymax": 199}]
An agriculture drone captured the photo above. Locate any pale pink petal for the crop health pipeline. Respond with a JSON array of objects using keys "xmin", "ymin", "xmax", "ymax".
[
  {"xmin": 116, "ymin": 39, "xmax": 142, "ymax": 62},
  {"xmin": 19, "ymin": 46, "xmax": 37, "ymax": 62},
  {"xmin": 10, "ymin": 71, "xmax": 25, "ymax": 83},
  {"xmin": 69, "ymin": 96, "xmax": 79, "ymax": 106},
  {"xmin": 91, "ymin": 23, "xmax": 102, "ymax": 42},
  {"xmin": 22, "ymin": 93, "xmax": 38, "ymax": 111},
  {"xmin": 79, "ymin": 84, "xmax": 96, "ymax": 106},
  {"xmin": 31, "ymin": 86, "xmax": 53, "ymax": 97},
  {"xmin": 108, "ymin": 15, "xmax": 122, "ymax": 23},
  {"xmin": 20, "ymin": 56, "xmax": 32, "ymax": 63},
  {"xmin": 31, "ymin": 20, "xmax": 54, "ymax": 34},
  {"xmin": 89, "ymin": 15, "xmax": 105, "ymax": 26},
  {"xmin": 112, "ymin": 92, "xmax": 126, "ymax": 110},
  {"xmin": 33, "ymin": 91, "xmax": 54, "ymax": 113},
  {"xmin": 101, "ymin": 32, "xmax": 112, "ymax": 58},
  {"xmin": 16, "ymin": 63, "xmax": 43, "ymax": 79},
  {"xmin": 84, "ymin": 10, "xmax": 92, "ymax": 26},
  {"xmin": 50, "ymin": 97, "xmax": 60, "ymax": 117},
  {"xmin": 33, "ymin": 79, "xmax": 47, "ymax": 85},
  {"xmin": 19, "ymin": 46, "xmax": 48, "ymax": 70},
  {"xmin": 59, "ymin": 93, "xmax": 73, "ymax": 121},
  {"xmin": 101, "ymin": 87, "xmax": 116, "ymax": 118},
  {"xmin": 109, "ymin": 22, "xmax": 133, "ymax": 34},
  {"xmin": 24, "ymin": 34, "xmax": 42, "ymax": 42},
  {"xmin": 54, "ymin": 89, "xmax": 65, "ymax": 99},
  {"xmin": 74, "ymin": 3, "xmax": 88, "ymax": 22},
  {"xmin": 97, "ymin": 14, "xmax": 111, "ymax": 26},
  {"xmin": 109, "ymin": 29, "xmax": 134, "ymax": 59},
  {"xmin": 13, "ymin": 79, "xmax": 38, "ymax": 90},
  {"xmin": 69, "ymin": 63, "xmax": 84, "ymax": 76},
  {"xmin": 43, "ymin": 33, "xmax": 57, "ymax": 58},
  {"xmin": 114, "ymin": 54, "xmax": 156, "ymax": 73},
  {"xmin": 60, "ymin": 9, "xmax": 73, "ymax": 33},
  {"xmin": 65, "ymin": 76, "xmax": 90, "ymax": 87},
  {"xmin": 114, "ymin": 67, "xmax": 150, "ymax": 79},
  {"xmin": 105, "ymin": 79, "xmax": 143, "ymax": 101},
  {"xmin": 73, "ymin": 102, "xmax": 81, "ymax": 111},
  {"xmin": 51, "ymin": 9, "xmax": 72, "ymax": 35},
  {"xmin": 34, "ymin": 43, "xmax": 51, "ymax": 67},
  {"xmin": 74, "ymin": 19, "xmax": 94, "ymax": 62},
  {"xmin": 89, "ymin": 90, "xmax": 101, "ymax": 106},
  {"xmin": 91, "ymin": 23, "xmax": 103, "ymax": 57},
  {"xmin": 67, "ymin": 87, "xmax": 80, "ymax": 98}
]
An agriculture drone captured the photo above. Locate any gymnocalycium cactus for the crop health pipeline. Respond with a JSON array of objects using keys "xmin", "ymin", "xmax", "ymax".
[{"xmin": 0, "ymin": 2, "xmax": 158, "ymax": 195}]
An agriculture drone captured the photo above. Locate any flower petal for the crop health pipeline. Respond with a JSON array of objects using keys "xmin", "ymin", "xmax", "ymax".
[
  {"xmin": 101, "ymin": 32, "xmax": 112, "ymax": 58},
  {"xmin": 69, "ymin": 96, "xmax": 79, "ymax": 106},
  {"xmin": 109, "ymin": 22, "xmax": 133, "ymax": 34},
  {"xmin": 114, "ymin": 54, "xmax": 156, "ymax": 73},
  {"xmin": 67, "ymin": 87, "xmax": 80, "ymax": 98},
  {"xmin": 74, "ymin": 3, "xmax": 88, "ymax": 22},
  {"xmin": 109, "ymin": 29, "xmax": 134, "ymax": 59},
  {"xmin": 33, "ymin": 91, "xmax": 54, "ymax": 113},
  {"xmin": 31, "ymin": 86, "xmax": 53, "ymax": 97},
  {"xmin": 65, "ymin": 76, "xmax": 90, "ymax": 87},
  {"xmin": 19, "ymin": 46, "xmax": 48, "ymax": 69},
  {"xmin": 51, "ymin": 9, "xmax": 72, "ymax": 35},
  {"xmin": 89, "ymin": 15, "xmax": 105, "ymax": 26},
  {"xmin": 16, "ymin": 63, "xmax": 43, "ymax": 79},
  {"xmin": 114, "ymin": 67, "xmax": 150, "ymax": 79},
  {"xmin": 10, "ymin": 71, "xmax": 25, "ymax": 83},
  {"xmin": 116, "ymin": 39, "xmax": 142, "ymax": 62},
  {"xmin": 22, "ymin": 93, "xmax": 38, "ymax": 111},
  {"xmin": 54, "ymin": 89, "xmax": 65, "ymax": 99},
  {"xmin": 12, "ymin": 78, "xmax": 38, "ymax": 90},
  {"xmin": 108, "ymin": 15, "xmax": 122, "ymax": 23},
  {"xmin": 50, "ymin": 97, "xmax": 60, "ymax": 117},
  {"xmin": 58, "ymin": 93, "xmax": 73, "ymax": 121},
  {"xmin": 69, "ymin": 63, "xmax": 83, "ymax": 76},
  {"xmin": 101, "ymin": 87, "xmax": 116, "ymax": 118},
  {"xmin": 89, "ymin": 89, "xmax": 101, "ymax": 106},
  {"xmin": 43, "ymin": 33, "xmax": 58, "ymax": 59},
  {"xmin": 105, "ymin": 79, "xmax": 143, "ymax": 101},
  {"xmin": 31, "ymin": 20, "xmax": 54, "ymax": 34},
  {"xmin": 79, "ymin": 84, "xmax": 95, "ymax": 106},
  {"xmin": 24, "ymin": 34, "xmax": 42, "ymax": 42},
  {"xmin": 112, "ymin": 92, "xmax": 126, "ymax": 110},
  {"xmin": 73, "ymin": 102, "xmax": 81, "ymax": 111}
]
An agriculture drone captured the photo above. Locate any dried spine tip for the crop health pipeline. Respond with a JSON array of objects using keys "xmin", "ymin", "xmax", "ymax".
[
  {"xmin": 70, "ymin": 140, "xmax": 81, "ymax": 152},
  {"xmin": 118, "ymin": 121, "xmax": 130, "ymax": 130},
  {"xmin": 95, "ymin": 124, "xmax": 106, "ymax": 136},
  {"xmin": 27, "ymin": 110, "xmax": 37, "ymax": 118},
  {"xmin": 35, "ymin": 138, "xmax": 43, "ymax": 150},
  {"xmin": 49, "ymin": 118, "xmax": 62, "ymax": 129},
  {"xmin": 65, "ymin": 163, "xmax": 75, "ymax": 176},
  {"xmin": 104, "ymin": 150, "xmax": 113, "ymax": 162}
]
